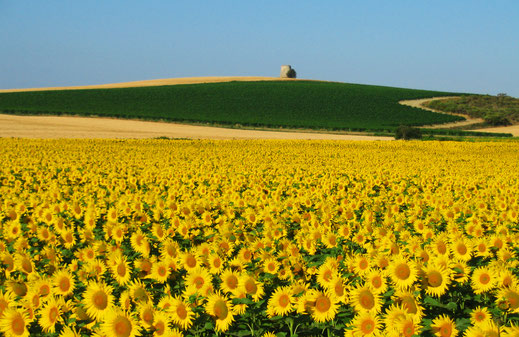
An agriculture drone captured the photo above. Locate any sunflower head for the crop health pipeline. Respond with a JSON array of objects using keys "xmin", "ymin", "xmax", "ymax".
[
  {"xmin": 205, "ymin": 291, "xmax": 234, "ymax": 332},
  {"xmin": 101, "ymin": 308, "xmax": 139, "ymax": 337}
]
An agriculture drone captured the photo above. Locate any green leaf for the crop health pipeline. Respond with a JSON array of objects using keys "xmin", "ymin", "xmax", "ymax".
[
  {"xmin": 423, "ymin": 296, "xmax": 444, "ymax": 308},
  {"xmin": 232, "ymin": 297, "xmax": 254, "ymax": 305},
  {"xmin": 455, "ymin": 318, "xmax": 471, "ymax": 331},
  {"xmin": 445, "ymin": 302, "xmax": 457, "ymax": 311}
]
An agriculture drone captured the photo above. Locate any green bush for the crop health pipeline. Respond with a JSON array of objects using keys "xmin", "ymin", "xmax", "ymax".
[
  {"xmin": 483, "ymin": 113, "xmax": 511, "ymax": 126},
  {"xmin": 286, "ymin": 68, "xmax": 297, "ymax": 78},
  {"xmin": 395, "ymin": 125, "xmax": 422, "ymax": 140}
]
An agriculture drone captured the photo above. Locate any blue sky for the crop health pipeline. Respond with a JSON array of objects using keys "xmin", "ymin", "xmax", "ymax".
[{"xmin": 1, "ymin": 1, "xmax": 518, "ymax": 96}]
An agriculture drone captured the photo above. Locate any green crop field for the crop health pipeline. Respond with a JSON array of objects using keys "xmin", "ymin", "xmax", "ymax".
[{"xmin": 0, "ymin": 81, "xmax": 464, "ymax": 131}]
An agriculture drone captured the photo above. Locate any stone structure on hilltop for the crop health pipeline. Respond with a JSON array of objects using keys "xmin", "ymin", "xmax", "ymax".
[{"xmin": 280, "ymin": 65, "xmax": 296, "ymax": 78}]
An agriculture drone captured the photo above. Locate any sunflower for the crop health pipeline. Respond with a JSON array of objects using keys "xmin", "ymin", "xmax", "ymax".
[
  {"xmin": 396, "ymin": 315, "xmax": 422, "ymax": 337},
  {"xmin": 266, "ymin": 286, "xmax": 294, "ymax": 318},
  {"xmin": 432, "ymin": 234, "xmax": 450, "ymax": 256},
  {"xmin": 470, "ymin": 306, "xmax": 492, "ymax": 326},
  {"xmin": 83, "ymin": 281, "xmax": 114, "ymax": 321},
  {"xmin": 383, "ymin": 303, "xmax": 410, "ymax": 331},
  {"xmin": 100, "ymin": 308, "xmax": 140, "ymax": 337},
  {"xmin": 61, "ymin": 228, "xmax": 76, "ymax": 250},
  {"xmin": 497, "ymin": 287, "xmax": 519, "ymax": 313},
  {"xmin": 502, "ymin": 324, "xmax": 519, "ymax": 337},
  {"xmin": 450, "ymin": 237, "xmax": 472, "ymax": 262},
  {"xmin": 326, "ymin": 275, "xmax": 348, "ymax": 303},
  {"xmin": 53, "ymin": 269, "xmax": 75, "ymax": 297},
  {"xmin": 349, "ymin": 285, "xmax": 381, "ymax": 313},
  {"xmin": 0, "ymin": 291, "xmax": 16, "ymax": 317},
  {"xmin": 59, "ymin": 326, "xmax": 81, "ymax": 337},
  {"xmin": 451, "ymin": 261, "xmax": 470, "ymax": 284},
  {"xmin": 148, "ymin": 260, "xmax": 170, "ymax": 284},
  {"xmin": 365, "ymin": 269, "xmax": 388, "ymax": 294},
  {"xmin": 106, "ymin": 207, "xmax": 118, "ymax": 223},
  {"xmin": 14, "ymin": 254, "xmax": 34, "ymax": 276},
  {"xmin": 230, "ymin": 290, "xmax": 249, "ymax": 315},
  {"xmin": 169, "ymin": 296, "xmax": 194, "ymax": 330},
  {"xmin": 151, "ymin": 310, "xmax": 173, "ymax": 337},
  {"xmin": 0, "ymin": 252, "xmax": 15, "ymax": 277},
  {"xmin": 316, "ymin": 263, "xmax": 337, "ymax": 288},
  {"xmin": 137, "ymin": 302, "xmax": 154, "ymax": 330},
  {"xmin": 85, "ymin": 259, "xmax": 107, "ymax": 280},
  {"xmin": 498, "ymin": 248, "xmax": 517, "ymax": 266},
  {"xmin": 307, "ymin": 290, "xmax": 339, "ymax": 323},
  {"xmin": 119, "ymin": 290, "xmax": 132, "ymax": 311},
  {"xmin": 5, "ymin": 221, "xmax": 22, "ymax": 241},
  {"xmin": 205, "ymin": 291, "xmax": 235, "ymax": 333},
  {"xmin": 157, "ymin": 295, "xmax": 174, "ymax": 312},
  {"xmin": 129, "ymin": 280, "xmax": 151, "ymax": 304},
  {"xmin": 422, "ymin": 263, "xmax": 451, "ymax": 297},
  {"xmin": 236, "ymin": 247, "xmax": 253, "ymax": 264},
  {"xmin": 464, "ymin": 321, "xmax": 500, "ymax": 337},
  {"xmin": 471, "ymin": 266, "xmax": 496, "ymax": 294},
  {"xmin": 323, "ymin": 232, "xmax": 338, "ymax": 249},
  {"xmin": 393, "ymin": 290, "xmax": 424, "ymax": 319},
  {"xmin": 498, "ymin": 269, "xmax": 518, "ymax": 288},
  {"xmin": 130, "ymin": 230, "xmax": 150, "ymax": 257},
  {"xmin": 431, "ymin": 314, "xmax": 458, "ymax": 337},
  {"xmin": 23, "ymin": 291, "xmax": 40, "ymax": 311},
  {"xmin": 5, "ymin": 279, "xmax": 27, "ymax": 298},
  {"xmin": 81, "ymin": 246, "xmax": 97, "ymax": 263},
  {"xmin": 180, "ymin": 251, "xmax": 199, "ymax": 272},
  {"xmin": 135, "ymin": 257, "xmax": 153, "ymax": 277},
  {"xmin": 263, "ymin": 258, "xmax": 280, "ymax": 275},
  {"xmin": 474, "ymin": 238, "xmax": 491, "ymax": 258},
  {"xmin": 160, "ymin": 240, "xmax": 179, "ymax": 261},
  {"xmin": 239, "ymin": 274, "xmax": 265, "ymax": 302},
  {"xmin": 38, "ymin": 296, "xmax": 61, "ymax": 333},
  {"xmin": 184, "ymin": 267, "xmax": 213, "ymax": 297},
  {"xmin": 108, "ymin": 224, "xmax": 124, "ymax": 244},
  {"xmin": 388, "ymin": 256, "xmax": 418, "ymax": 289},
  {"xmin": 110, "ymin": 255, "xmax": 132, "ymax": 286},
  {"xmin": 0, "ymin": 308, "xmax": 29, "ymax": 337},
  {"xmin": 262, "ymin": 333, "xmax": 277, "ymax": 337},
  {"xmin": 219, "ymin": 269, "xmax": 241, "ymax": 295},
  {"xmin": 350, "ymin": 311, "xmax": 381, "ymax": 337},
  {"xmin": 208, "ymin": 254, "xmax": 224, "ymax": 274},
  {"xmin": 352, "ymin": 254, "xmax": 371, "ymax": 277}
]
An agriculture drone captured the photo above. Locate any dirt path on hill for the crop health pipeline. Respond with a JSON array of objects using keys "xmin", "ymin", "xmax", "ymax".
[
  {"xmin": 0, "ymin": 114, "xmax": 392, "ymax": 140},
  {"xmin": 399, "ymin": 97, "xmax": 485, "ymax": 128},
  {"xmin": 472, "ymin": 125, "xmax": 519, "ymax": 137}
]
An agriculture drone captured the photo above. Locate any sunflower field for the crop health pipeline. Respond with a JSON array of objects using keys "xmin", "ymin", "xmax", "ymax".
[{"xmin": 1, "ymin": 138, "xmax": 519, "ymax": 337}]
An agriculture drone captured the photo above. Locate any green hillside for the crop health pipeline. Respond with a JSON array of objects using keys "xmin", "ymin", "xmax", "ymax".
[
  {"xmin": 0, "ymin": 81, "xmax": 463, "ymax": 131},
  {"xmin": 425, "ymin": 94, "xmax": 519, "ymax": 126}
]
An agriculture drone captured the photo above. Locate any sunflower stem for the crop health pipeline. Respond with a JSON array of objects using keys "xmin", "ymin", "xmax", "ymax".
[{"xmin": 287, "ymin": 317, "xmax": 294, "ymax": 336}]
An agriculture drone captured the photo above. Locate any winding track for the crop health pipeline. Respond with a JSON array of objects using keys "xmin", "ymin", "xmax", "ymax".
[{"xmin": 399, "ymin": 97, "xmax": 484, "ymax": 128}]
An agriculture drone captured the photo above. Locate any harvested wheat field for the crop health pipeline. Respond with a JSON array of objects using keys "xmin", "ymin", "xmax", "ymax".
[
  {"xmin": 0, "ymin": 114, "xmax": 392, "ymax": 140},
  {"xmin": 0, "ymin": 76, "xmax": 298, "ymax": 93}
]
